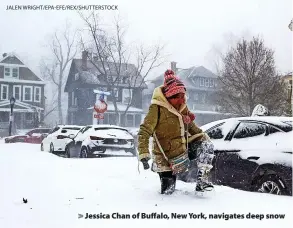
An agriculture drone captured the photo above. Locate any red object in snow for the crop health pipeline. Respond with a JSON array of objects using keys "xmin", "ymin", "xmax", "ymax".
[{"xmin": 5, "ymin": 128, "xmax": 50, "ymax": 144}]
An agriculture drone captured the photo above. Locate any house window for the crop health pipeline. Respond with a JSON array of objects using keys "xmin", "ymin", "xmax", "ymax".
[
  {"xmin": 200, "ymin": 78, "xmax": 204, "ymax": 87},
  {"xmin": 126, "ymin": 114, "xmax": 134, "ymax": 127},
  {"xmin": 4, "ymin": 67, "xmax": 19, "ymax": 78},
  {"xmin": 34, "ymin": 87, "xmax": 41, "ymax": 102},
  {"xmin": 122, "ymin": 89, "xmax": 132, "ymax": 104},
  {"xmin": 13, "ymin": 85, "xmax": 21, "ymax": 100},
  {"xmin": 205, "ymin": 78, "xmax": 209, "ymax": 87},
  {"xmin": 1, "ymin": 84, "xmax": 9, "ymax": 100},
  {"xmin": 23, "ymin": 86, "xmax": 33, "ymax": 102},
  {"xmin": 192, "ymin": 104, "xmax": 197, "ymax": 110},
  {"xmin": 194, "ymin": 93, "xmax": 199, "ymax": 101},
  {"xmin": 209, "ymin": 79, "xmax": 214, "ymax": 87}
]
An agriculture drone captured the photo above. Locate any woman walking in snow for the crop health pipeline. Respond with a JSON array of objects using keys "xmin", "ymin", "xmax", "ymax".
[{"xmin": 137, "ymin": 69, "xmax": 215, "ymax": 195}]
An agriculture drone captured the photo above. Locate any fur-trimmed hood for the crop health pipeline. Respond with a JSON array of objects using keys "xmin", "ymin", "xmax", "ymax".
[{"xmin": 150, "ymin": 86, "xmax": 187, "ymax": 115}]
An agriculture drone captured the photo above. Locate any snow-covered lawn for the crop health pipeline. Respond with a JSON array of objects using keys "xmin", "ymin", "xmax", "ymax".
[{"xmin": 0, "ymin": 141, "xmax": 292, "ymax": 228}]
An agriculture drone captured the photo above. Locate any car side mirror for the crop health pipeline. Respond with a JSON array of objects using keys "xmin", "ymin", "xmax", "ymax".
[{"xmin": 69, "ymin": 134, "xmax": 75, "ymax": 139}]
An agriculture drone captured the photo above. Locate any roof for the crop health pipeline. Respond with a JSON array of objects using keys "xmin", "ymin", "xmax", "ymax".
[
  {"xmin": 0, "ymin": 100, "xmax": 44, "ymax": 112},
  {"xmin": 150, "ymin": 66, "xmax": 218, "ymax": 89},
  {"xmin": 177, "ymin": 66, "xmax": 218, "ymax": 79},
  {"xmin": 65, "ymin": 59, "xmax": 147, "ymax": 91},
  {"xmin": 0, "ymin": 53, "xmax": 44, "ymax": 82}
]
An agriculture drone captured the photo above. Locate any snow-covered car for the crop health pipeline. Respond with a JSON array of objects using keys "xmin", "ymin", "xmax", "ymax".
[
  {"xmin": 64, "ymin": 125, "xmax": 136, "ymax": 158},
  {"xmin": 41, "ymin": 125, "xmax": 83, "ymax": 153},
  {"xmin": 180, "ymin": 116, "xmax": 293, "ymax": 196},
  {"xmin": 5, "ymin": 128, "xmax": 51, "ymax": 144}
]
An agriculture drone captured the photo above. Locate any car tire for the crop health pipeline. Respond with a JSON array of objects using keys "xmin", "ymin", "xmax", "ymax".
[
  {"xmin": 79, "ymin": 146, "xmax": 88, "ymax": 158},
  {"xmin": 41, "ymin": 143, "xmax": 44, "ymax": 151},
  {"xmin": 49, "ymin": 143, "xmax": 55, "ymax": 153},
  {"xmin": 65, "ymin": 147, "xmax": 70, "ymax": 158},
  {"xmin": 254, "ymin": 174, "xmax": 287, "ymax": 195}
]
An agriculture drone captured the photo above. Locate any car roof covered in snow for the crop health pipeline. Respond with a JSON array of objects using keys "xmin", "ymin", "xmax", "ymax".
[
  {"xmin": 200, "ymin": 116, "xmax": 293, "ymax": 132},
  {"xmin": 88, "ymin": 124, "xmax": 128, "ymax": 130},
  {"xmin": 57, "ymin": 125, "xmax": 84, "ymax": 129}
]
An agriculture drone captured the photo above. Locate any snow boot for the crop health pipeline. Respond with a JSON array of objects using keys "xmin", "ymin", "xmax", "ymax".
[
  {"xmin": 195, "ymin": 167, "xmax": 214, "ymax": 192},
  {"xmin": 160, "ymin": 177, "xmax": 176, "ymax": 195}
]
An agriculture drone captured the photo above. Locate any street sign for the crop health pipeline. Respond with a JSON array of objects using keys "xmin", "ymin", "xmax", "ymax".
[{"xmin": 94, "ymin": 113, "xmax": 104, "ymax": 119}]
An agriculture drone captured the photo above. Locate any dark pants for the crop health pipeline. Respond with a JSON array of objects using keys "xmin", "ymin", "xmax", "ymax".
[{"xmin": 158, "ymin": 171, "xmax": 176, "ymax": 194}]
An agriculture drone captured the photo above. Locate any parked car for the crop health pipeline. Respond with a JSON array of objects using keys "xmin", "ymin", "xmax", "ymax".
[
  {"xmin": 4, "ymin": 128, "xmax": 51, "ymax": 144},
  {"xmin": 65, "ymin": 125, "xmax": 136, "ymax": 158},
  {"xmin": 179, "ymin": 116, "xmax": 292, "ymax": 196},
  {"xmin": 41, "ymin": 125, "xmax": 83, "ymax": 153}
]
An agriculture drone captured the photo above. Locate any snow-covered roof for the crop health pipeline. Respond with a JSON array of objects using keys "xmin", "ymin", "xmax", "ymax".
[
  {"xmin": 178, "ymin": 66, "xmax": 218, "ymax": 79},
  {"xmin": 65, "ymin": 59, "xmax": 147, "ymax": 91},
  {"xmin": 88, "ymin": 103, "xmax": 144, "ymax": 113},
  {"xmin": 0, "ymin": 100, "xmax": 44, "ymax": 112}
]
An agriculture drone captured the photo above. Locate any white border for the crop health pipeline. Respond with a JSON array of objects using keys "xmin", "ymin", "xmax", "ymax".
[
  {"xmin": 1, "ymin": 84, "xmax": 9, "ymax": 100},
  {"xmin": 34, "ymin": 86, "xmax": 41, "ymax": 102},
  {"xmin": 23, "ymin": 85, "xmax": 33, "ymax": 102},
  {"xmin": 13, "ymin": 85, "xmax": 21, "ymax": 101}
]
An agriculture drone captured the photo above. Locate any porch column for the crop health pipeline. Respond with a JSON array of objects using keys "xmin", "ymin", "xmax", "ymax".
[{"xmin": 20, "ymin": 113, "xmax": 24, "ymax": 129}]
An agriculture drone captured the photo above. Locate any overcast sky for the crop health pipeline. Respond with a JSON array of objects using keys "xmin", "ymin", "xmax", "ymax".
[{"xmin": 0, "ymin": 0, "xmax": 292, "ymax": 80}]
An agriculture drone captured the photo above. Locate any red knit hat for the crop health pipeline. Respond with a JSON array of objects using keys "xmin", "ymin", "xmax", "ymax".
[{"xmin": 162, "ymin": 69, "xmax": 186, "ymax": 98}]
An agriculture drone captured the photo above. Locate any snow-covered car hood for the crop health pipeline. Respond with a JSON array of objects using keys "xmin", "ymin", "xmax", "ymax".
[{"xmin": 91, "ymin": 129, "xmax": 133, "ymax": 140}]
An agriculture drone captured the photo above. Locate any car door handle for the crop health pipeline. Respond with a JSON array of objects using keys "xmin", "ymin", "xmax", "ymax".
[{"xmin": 247, "ymin": 156, "xmax": 260, "ymax": 160}]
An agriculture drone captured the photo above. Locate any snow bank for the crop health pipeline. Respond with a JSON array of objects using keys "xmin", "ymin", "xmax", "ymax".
[{"xmin": 0, "ymin": 142, "xmax": 292, "ymax": 228}]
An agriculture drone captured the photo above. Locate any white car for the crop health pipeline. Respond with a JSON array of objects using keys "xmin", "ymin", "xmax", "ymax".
[
  {"xmin": 180, "ymin": 116, "xmax": 292, "ymax": 195},
  {"xmin": 41, "ymin": 125, "xmax": 84, "ymax": 153},
  {"xmin": 200, "ymin": 116, "xmax": 293, "ymax": 152},
  {"xmin": 64, "ymin": 125, "xmax": 136, "ymax": 158}
]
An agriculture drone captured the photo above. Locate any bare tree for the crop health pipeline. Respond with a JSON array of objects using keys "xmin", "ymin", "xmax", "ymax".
[
  {"xmin": 215, "ymin": 36, "xmax": 288, "ymax": 116},
  {"xmin": 79, "ymin": 12, "xmax": 165, "ymax": 126},
  {"xmin": 43, "ymin": 23, "xmax": 77, "ymax": 124}
]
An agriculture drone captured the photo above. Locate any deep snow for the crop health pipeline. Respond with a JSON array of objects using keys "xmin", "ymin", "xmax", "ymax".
[{"xmin": 0, "ymin": 141, "xmax": 292, "ymax": 228}]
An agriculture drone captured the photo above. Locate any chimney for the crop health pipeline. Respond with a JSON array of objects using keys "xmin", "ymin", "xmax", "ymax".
[
  {"xmin": 171, "ymin": 61, "xmax": 177, "ymax": 73},
  {"xmin": 82, "ymin": 50, "xmax": 88, "ymax": 69},
  {"xmin": 2, "ymin": 53, "xmax": 7, "ymax": 58}
]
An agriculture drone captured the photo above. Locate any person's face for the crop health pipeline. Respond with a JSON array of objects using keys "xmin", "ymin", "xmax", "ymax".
[{"xmin": 168, "ymin": 93, "xmax": 186, "ymax": 106}]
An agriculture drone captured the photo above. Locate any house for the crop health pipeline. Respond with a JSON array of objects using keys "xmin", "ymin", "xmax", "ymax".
[
  {"xmin": 64, "ymin": 51, "xmax": 147, "ymax": 127},
  {"xmin": 0, "ymin": 53, "xmax": 46, "ymax": 131},
  {"xmin": 143, "ymin": 63, "xmax": 233, "ymax": 126}
]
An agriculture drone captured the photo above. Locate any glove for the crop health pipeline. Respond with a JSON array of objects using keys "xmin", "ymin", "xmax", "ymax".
[{"xmin": 141, "ymin": 158, "xmax": 150, "ymax": 170}]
